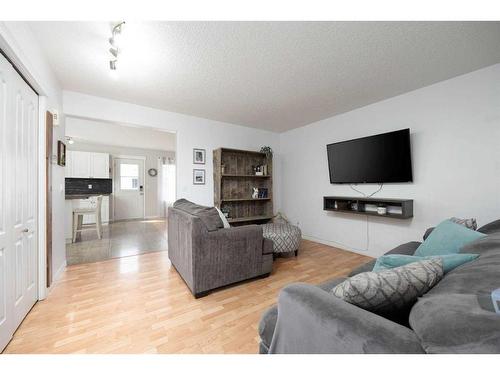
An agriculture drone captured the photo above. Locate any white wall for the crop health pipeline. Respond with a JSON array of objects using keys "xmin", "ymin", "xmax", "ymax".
[
  {"xmin": 63, "ymin": 91, "xmax": 282, "ymax": 209},
  {"xmin": 280, "ymin": 64, "xmax": 500, "ymax": 258},
  {"xmin": 68, "ymin": 141, "xmax": 175, "ymax": 218},
  {"xmin": 0, "ymin": 22, "xmax": 66, "ymax": 290},
  {"xmin": 65, "ymin": 116, "xmax": 176, "ymax": 151}
]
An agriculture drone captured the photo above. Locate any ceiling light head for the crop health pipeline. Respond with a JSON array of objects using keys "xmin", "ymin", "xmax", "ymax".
[
  {"xmin": 109, "ymin": 47, "xmax": 119, "ymax": 58},
  {"xmin": 110, "ymin": 21, "xmax": 125, "ymax": 48}
]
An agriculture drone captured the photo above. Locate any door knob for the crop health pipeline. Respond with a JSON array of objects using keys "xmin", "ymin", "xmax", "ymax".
[{"xmin": 22, "ymin": 228, "xmax": 29, "ymax": 233}]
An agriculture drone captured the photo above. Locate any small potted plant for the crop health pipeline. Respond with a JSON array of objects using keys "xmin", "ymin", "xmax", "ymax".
[{"xmin": 260, "ymin": 146, "xmax": 273, "ymax": 158}]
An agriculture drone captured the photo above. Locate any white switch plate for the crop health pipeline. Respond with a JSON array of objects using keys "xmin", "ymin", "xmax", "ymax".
[{"xmin": 52, "ymin": 110, "xmax": 60, "ymax": 126}]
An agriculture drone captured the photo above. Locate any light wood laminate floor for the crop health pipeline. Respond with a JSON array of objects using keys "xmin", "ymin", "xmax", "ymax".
[{"xmin": 4, "ymin": 239, "xmax": 371, "ymax": 354}]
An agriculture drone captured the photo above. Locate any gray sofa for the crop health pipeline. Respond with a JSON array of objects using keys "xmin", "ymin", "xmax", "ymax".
[
  {"xmin": 259, "ymin": 219, "xmax": 500, "ymax": 354},
  {"xmin": 168, "ymin": 199, "xmax": 273, "ymax": 298}
]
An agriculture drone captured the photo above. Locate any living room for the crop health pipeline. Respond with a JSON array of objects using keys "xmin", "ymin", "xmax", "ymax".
[{"xmin": 1, "ymin": 1, "xmax": 499, "ymax": 373}]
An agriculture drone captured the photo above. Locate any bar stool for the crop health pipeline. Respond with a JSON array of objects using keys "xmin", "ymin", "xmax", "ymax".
[{"xmin": 72, "ymin": 195, "xmax": 103, "ymax": 243}]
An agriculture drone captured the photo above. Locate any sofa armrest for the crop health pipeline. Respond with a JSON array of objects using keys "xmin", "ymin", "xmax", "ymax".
[
  {"xmin": 268, "ymin": 283, "xmax": 424, "ymax": 354},
  {"xmin": 191, "ymin": 225, "xmax": 265, "ymax": 291}
]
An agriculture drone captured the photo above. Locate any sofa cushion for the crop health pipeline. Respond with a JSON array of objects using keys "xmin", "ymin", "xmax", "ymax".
[
  {"xmin": 414, "ymin": 220, "xmax": 486, "ymax": 257},
  {"xmin": 262, "ymin": 238, "xmax": 274, "ymax": 255},
  {"xmin": 409, "ymin": 234, "xmax": 500, "ymax": 353},
  {"xmin": 349, "ymin": 241, "xmax": 421, "ymax": 277},
  {"xmin": 373, "ymin": 253, "xmax": 479, "ymax": 274},
  {"xmin": 478, "ymin": 219, "xmax": 500, "ymax": 235},
  {"xmin": 258, "ymin": 277, "xmax": 347, "ymax": 352},
  {"xmin": 173, "ymin": 199, "xmax": 223, "ymax": 231},
  {"xmin": 332, "ymin": 259, "xmax": 444, "ymax": 314}
]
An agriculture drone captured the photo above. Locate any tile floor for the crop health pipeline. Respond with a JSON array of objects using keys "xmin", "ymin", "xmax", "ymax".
[{"xmin": 66, "ymin": 219, "xmax": 168, "ymax": 265}]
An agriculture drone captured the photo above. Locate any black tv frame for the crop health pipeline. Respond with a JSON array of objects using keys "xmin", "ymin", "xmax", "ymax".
[{"xmin": 326, "ymin": 128, "xmax": 413, "ymax": 184}]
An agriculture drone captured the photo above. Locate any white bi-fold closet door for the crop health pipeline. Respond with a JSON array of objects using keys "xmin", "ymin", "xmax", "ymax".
[{"xmin": 0, "ymin": 53, "xmax": 39, "ymax": 351}]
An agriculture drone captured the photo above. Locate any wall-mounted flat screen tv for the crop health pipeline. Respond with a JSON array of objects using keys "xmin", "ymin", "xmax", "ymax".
[{"xmin": 327, "ymin": 128, "xmax": 413, "ymax": 184}]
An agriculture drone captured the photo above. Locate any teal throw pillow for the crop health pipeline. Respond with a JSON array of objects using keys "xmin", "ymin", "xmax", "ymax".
[
  {"xmin": 373, "ymin": 253, "xmax": 479, "ymax": 274},
  {"xmin": 414, "ymin": 219, "xmax": 486, "ymax": 257}
]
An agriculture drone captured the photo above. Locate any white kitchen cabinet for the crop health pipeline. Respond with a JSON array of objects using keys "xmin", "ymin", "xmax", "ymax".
[
  {"xmin": 70, "ymin": 151, "xmax": 92, "ymax": 178},
  {"xmin": 91, "ymin": 153, "xmax": 110, "ymax": 178},
  {"xmin": 66, "ymin": 151, "xmax": 110, "ymax": 178}
]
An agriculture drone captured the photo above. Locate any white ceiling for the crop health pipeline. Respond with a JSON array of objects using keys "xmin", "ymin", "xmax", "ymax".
[{"xmin": 29, "ymin": 21, "xmax": 500, "ymax": 133}]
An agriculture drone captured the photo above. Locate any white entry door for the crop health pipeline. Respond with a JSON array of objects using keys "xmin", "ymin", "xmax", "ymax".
[
  {"xmin": 113, "ymin": 158, "xmax": 145, "ymax": 221},
  {"xmin": 0, "ymin": 54, "xmax": 38, "ymax": 351}
]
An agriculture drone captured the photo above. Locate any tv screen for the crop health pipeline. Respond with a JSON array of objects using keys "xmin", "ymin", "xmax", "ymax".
[{"xmin": 327, "ymin": 129, "xmax": 413, "ymax": 184}]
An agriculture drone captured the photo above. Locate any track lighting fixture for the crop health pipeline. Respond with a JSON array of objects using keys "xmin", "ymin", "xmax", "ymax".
[{"xmin": 109, "ymin": 21, "xmax": 125, "ymax": 76}]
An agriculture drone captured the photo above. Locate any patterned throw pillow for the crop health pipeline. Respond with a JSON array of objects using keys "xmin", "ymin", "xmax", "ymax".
[
  {"xmin": 331, "ymin": 259, "xmax": 444, "ymax": 314},
  {"xmin": 449, "ymin": 217, "xmax": 477, "ymax": 231}
]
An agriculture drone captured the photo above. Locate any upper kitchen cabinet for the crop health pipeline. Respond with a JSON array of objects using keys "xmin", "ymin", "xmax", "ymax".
[
  {"xmin": 66, "ymin": 151, "xmax": 110, "ymax": 178},
  {"xmin": 91, "ymin": 152, "xmax": 110, "ymax": 178}
]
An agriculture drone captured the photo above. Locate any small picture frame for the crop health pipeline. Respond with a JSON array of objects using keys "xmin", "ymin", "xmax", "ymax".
[
  {"xmin": 193, "ymin": 169, "xmax": 206, "ymax": 185},
  {"xmin": 193, "ymin": 148, "xmax": 206, "ymax": 164},
  {"xmin": 57, "ymin": 140, "xmax": 66, "ymax": 166}
]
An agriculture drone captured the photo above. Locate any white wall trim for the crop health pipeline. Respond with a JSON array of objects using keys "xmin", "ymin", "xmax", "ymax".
[
  {"xmin": 46, "ymin": 261, "xmax": 67, "ymax": 295},
  {"xmin": 302, "ymin": 235, "xmax": 371, "ymax": 258},
  {"xmin": 37, "ymin": 97, "xmax": 47, "ymax": 300}
]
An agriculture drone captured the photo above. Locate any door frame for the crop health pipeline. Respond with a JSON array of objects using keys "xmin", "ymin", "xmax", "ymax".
[
  {"xmin": 112, "ymin": 155, "xmax": 147, "ymax": 221},
  {"xmin": 0, "ymin": 29, "xmax": 51, "ymax": 301}
]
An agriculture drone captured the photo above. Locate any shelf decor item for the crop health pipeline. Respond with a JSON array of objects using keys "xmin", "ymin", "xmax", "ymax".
[
  {"xmin": 213, "ymin": 148, "xmax": 273, "ymax": 226},
  {"xmin": 193, "ymin": 148, "xmax": 206, "ymax": 164},
  {"xmin": 260, "ymin": 146, "xmax": 273, "ymax": 157},
  {"xmin": 57, "ymin": 140, "xmax": 66, "ymax": 166},
  {"xmin": 193, "ymin": 169, "xmax": 206, "ymax": 185},
  {"xmin": 377, "ymin": 204, "xmax": 387, "ymax": 215},
  {"xmin": 252, "ymin": 187, "xmax": 259, "ymax": 199}
]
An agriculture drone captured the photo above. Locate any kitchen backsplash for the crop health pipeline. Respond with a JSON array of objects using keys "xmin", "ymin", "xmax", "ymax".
[{"xmin": 65, "ymin": 178, "xmax": 113, "ymax": 195}]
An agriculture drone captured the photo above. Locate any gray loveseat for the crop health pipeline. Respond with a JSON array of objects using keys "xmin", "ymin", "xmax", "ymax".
[
  {"xmin": 259, "ymin": 219, "xmax": 500, "ymax": 354},
  {"xmin": 168, "ymin": 199, "xmax": 273, "ymax": 298}
]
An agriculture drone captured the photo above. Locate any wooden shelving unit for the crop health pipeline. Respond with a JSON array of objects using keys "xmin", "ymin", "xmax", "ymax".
[{"xmin": 214, "ymin": 148, "xmax": 273, "ymax": 226}]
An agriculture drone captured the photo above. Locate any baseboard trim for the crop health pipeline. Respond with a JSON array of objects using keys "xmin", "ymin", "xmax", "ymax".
[
  {"xmin": 46, "ymin": 261, "xmax": 66, "ymax": 296},
  {"xmin": 302, "ymin": 234, "xmax": 370, "ymax": 257}
]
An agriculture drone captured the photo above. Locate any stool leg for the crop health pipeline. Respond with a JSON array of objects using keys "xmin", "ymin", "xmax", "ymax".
[
  {"xmin": 294, "ymin": 250, "xmax": 298, "ymax": 257},
  {"xmin": 72, "ymin": 213, "xmax": 78, "ymax": 243},
  {"xmin": 77, "ymin": 215, "xmax": 83, "ymax": 241},
  {"xmin": 96, "ymin": 212, "xmax": 102, "ymax": 240}
]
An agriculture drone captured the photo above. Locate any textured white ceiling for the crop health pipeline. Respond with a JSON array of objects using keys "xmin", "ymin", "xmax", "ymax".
[{"xmin": 29, "ymin": 21, "xmax": 500, "ymax": 132}]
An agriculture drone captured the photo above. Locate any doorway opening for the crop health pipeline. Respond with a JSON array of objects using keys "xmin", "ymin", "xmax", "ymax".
[{"xmin": 64, "ymin": 117, "xmax": 176, "ymax": 265}]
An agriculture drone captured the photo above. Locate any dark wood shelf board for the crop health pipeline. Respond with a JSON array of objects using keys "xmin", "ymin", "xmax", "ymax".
[
  {"xmin": 221, "ymin": 198, "xmax": 271, "ymax": 202},
  {"xmin": 222, "ymin": 174, "xmax": 271, "ymax": 178},
  {"xmin": 323, "ymin": 196, "xmax": 412, "ymax": 204},
  {"xmin": 227, "ymin": 215, "xmax": 273, "ymax": 223},
  {"xmin": 324, "ymin": 208, "xmax": 410, "ymax": 219},
  {"xmin": 323, "ymin": 196, "xmax": 413, "ymax": 219},
  {"xmin": 219, "ymin": 148, "xmax": 267, "ymax": 156}
]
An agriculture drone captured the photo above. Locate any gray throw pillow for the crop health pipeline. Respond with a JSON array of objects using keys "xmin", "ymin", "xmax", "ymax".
[
  {"xmin": 449, "ymin": 217, "xmax": 477, "ymax": 230},
  {"xmin": 331, "ymin": 259, "xmax": 444, "ymax": 314}
]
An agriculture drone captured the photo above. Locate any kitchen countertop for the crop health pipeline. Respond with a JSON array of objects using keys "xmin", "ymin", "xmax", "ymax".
[{"xmin": 65, "ymin": 193, "xmax": 111, "ymax": 200}]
